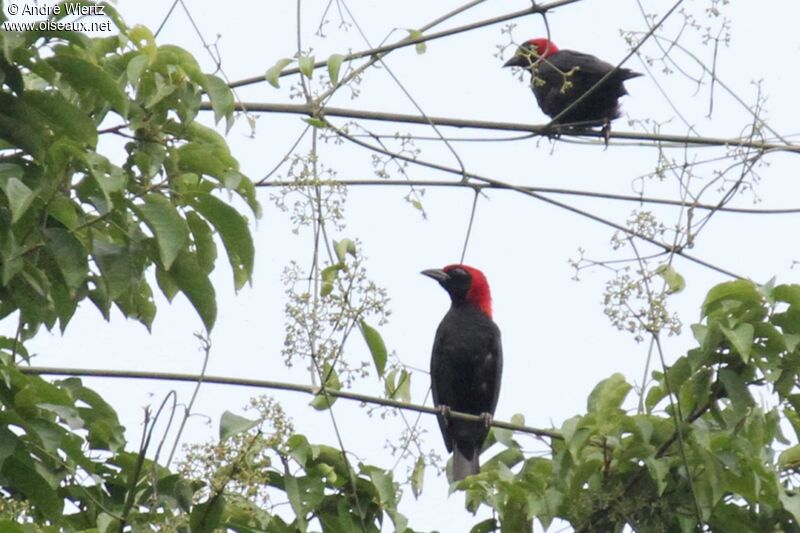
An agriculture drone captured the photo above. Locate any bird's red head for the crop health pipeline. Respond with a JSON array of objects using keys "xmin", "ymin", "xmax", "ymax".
[
  {"xmin": 503, "ymin": 38, "xmax": 559, "ymax": 68},
  {"xmin": 525, "ymin": 38, "xmax": 559, "ymax": 58},
  {"xmin": 447, "ymin": 264, "xmax": 492, "ymax": 317},
  {"xmin": 421, "ymin": 264, "xmax": 492, "ymax": 318}
]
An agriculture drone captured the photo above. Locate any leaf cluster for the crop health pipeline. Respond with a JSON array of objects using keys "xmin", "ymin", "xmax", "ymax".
[{"xmin": 0, "ymin": 7, "xmax": 256, "ymax": 336}]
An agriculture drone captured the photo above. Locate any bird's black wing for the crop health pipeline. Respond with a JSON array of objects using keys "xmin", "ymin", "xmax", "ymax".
[
  {"xmin": 485, "ymin": 322, "xmax": 503, "ymax": 417},
  {"xmin": 430, "ymin": 321, "xmax": 454, "ymax": 452},
  {"xmin": 548, "ymin": 50, "xmax": 616, "ymax": 77},
  {"xmin": 550, "ymin": 50, "xmax": 643, "ymax": 83}
]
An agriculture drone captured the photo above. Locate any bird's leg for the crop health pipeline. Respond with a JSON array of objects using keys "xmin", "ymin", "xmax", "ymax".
[
  {"xmin": 543, "ymin": 124, "xmax": 562, "ymax": 141},
  {"xmin": 437, "ymin": 405, "xmax": 452, "ymax": 427},
  {"xmin": 601, "ymin": 119, "xmax": 611, "ymax": 147},
  {"xmin": 480, "ymin": 412, "xmax": 493, "ymax": 428}
]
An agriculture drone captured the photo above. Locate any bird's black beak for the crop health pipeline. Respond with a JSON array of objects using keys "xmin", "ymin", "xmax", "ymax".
[
  {"xmin": 421, "ymin": 268, "xmax": 450, "ymax": 284},
  {"xmin": 503, "ymin": 55, "xmax": 527, "ymax": 68}
]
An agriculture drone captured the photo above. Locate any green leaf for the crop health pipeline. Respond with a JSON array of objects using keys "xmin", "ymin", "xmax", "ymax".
[
  {"xmin": 47, "ymin": 193, "xmax": 79, "ymax": 229},
  {"xmin": 587, "ymin": 373, "xmax": 631, "ymax": 415},
  {"xmin": 407, "ymin": 29, "xmax": 426, "ymax": 54},
  {"xmin": 44, "ymin": 228, "xmax": 88, "ymax": 290},
  {"xmin": 482, "ymin": 447, "xmax": 525, "ymax": 472},
  {"xmin": 0, "ymin": 93, "xmax": 46, "ymax": 158},
  {"xmin": 190, "ymin": 193, "xmax": 254, "ymax": 290},
  {"xmin": 385, "ymin": 368, "xmax": 411, "ymax": 402},
  {"xmin": 134, "ymin": 193, "xmax": 189, "ymax": 270},
  {"xmin": 2, "ymin": 455, "xmax": 62, "ymax": 522},
  {"xmin": 718, "ymin": 367, "xmax": 754, "ymax": 416},
  {"xmin": 157, "ymin": 474, "xmax": 196, "ymax": 513},
  {"xmin": 160, "ymin": 44, "xmax": 206, "ymax": 81},
  {"xmin": 190, "ymin": 495, "xmax": 226, "ymax": 533},
  {"xmin": 779, "ymin": 491, "xmax": 800, "ymax": 525},
  {"xmin": 656, "ymin": 264, "xmax": 686, "ymax": 294},
  {"xmin": 360, "ymin": 320, "xmax": 388, "ymax": 377},
  {"xmin": 720, "ymin": 323, "xmax": 754, "ymax": 362},
  {"xmin": 155, "ymin": 266, "xmax": 179, "ymax": 301},
  {"xmin": 327, "ymin": 53, "xmax": 345, "ymax": 85},
  {"xmin": 0, "ymin": 520, "xmax": 25, "ymax": 533},
  {"xmin": 83, "ymin": 151, "xmax": 127, "ymax": 200},
  {"xmin": 411, "ymin": 456, "xmax": 425, "ymax": 499},
  {"xmin": 645, "ymin": 457, "xmax": 670, "ymax": 496},
  {"xmin": 0, "ymin": 176, "xmax": 34, "ymax": 223},
  {"xmin": 702, "ymin": 280, "xmax": 762, "ymax": 318},
  {"xmin": 23, "ymin": 90, "xmax": 98, "ymax": 147},
  {"xmin": 265, "ymin": 58, "xmax": 293, "ymax": 88},
  {"xmin": 492, "ymin": 424, "xmax": 515, "ymax": 447},
  {"xmin": 302, "ymin": 117, "xmax": 328, "ymax": 129},
  {"xmin": 779, "ymin": 444, "xmax": 800, "ymax": 469},
  {"xmin": 310, "ymin": 363, "xmax": 341, "ymax": 410},
  {"xmin": 219, "ymin": 411, "xmax": 259, "ymax": 441},
  {"xmin": 333, "ymin": 238, "xmax": 357, "ymax": 263},
  {"xmin": 298, "ymin": 55, "xmax": 315, "ymax": 78},
  {"xmin": 48, "ymin": 54, "xmax": 129, "ymax": 116},
  {"xmin": 203, "ymin": 74, "xmax": 235, "ymax": 130},
  {"xmin": 284, "ymin": 473, "xmax": 308, "ymax": 532},
  {"xmin": 320, "ymin": 263, "xmax": 343, "ymax": 297},
  {"xmin": 368, "ymin": 467, "xmax": 395, "ymax": 505},
  {"xmin": 92, "ymin": 239, "xmax": 132, "ymax": 300},
  {"xmin": 775, "ymin": 284, "xmax": 800, "ymax": 308},
  {"xmin": 176, "ymin": 141, "xmax": 234, "ymax": 178},
  {"xmin": 186, "ymin": 211, "xmax": 217, "ymax": 274},
  {"xmin": 470, "ymin": 519, "xmax": 498, "ymax": 533},
  {"xmin": 169, "ymin": 249, "xmax": 217, "ymax": 331},
  {"xmin": 126, "ymin": 53, "xmax": 150, "ymax": 85}
]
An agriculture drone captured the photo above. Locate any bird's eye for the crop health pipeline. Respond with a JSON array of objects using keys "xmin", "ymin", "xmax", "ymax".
[{"xmin": 449, "ymin": 268, "xmax": 467, "ymax": 277}]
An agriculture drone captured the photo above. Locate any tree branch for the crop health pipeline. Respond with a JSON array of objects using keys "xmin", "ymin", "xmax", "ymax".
[
  {"xmin": 257, "ymin": 179, "xmax": 800, "ymax": 215},
  {"xmin": 208, "ymin": 101, "xmax": 800, "ymax": 153},
  {"xmin": 227, "ymin": 0, "xmax": 585, "ymax": 89},
  {"xmin": 20, "ymin": 366, "xmax": 561, "ymax": 440}
]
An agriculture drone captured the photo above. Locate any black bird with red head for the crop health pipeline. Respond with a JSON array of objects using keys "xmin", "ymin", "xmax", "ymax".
[
  {"xmin": 504, "ymin": 37, "xmax": 642, "ymax": 126},
  {"xmin": 422, "ymin": 264, "xmax": 503, "ymax": 481}
]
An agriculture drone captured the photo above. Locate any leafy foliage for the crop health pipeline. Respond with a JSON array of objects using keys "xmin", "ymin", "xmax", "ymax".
[
  {"xmin": 464, "ymin": 280, "xmax": 800, "ymax": 531},
  {"xmin": 0, "ymin": 6, "xmax": 256, "ymax": 337}
]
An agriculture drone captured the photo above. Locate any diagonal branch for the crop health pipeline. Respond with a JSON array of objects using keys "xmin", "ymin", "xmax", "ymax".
[
  {"xmin": 327, "ymin": 124, "xmax": 744, "ymax": 279},
  {"xmin": 227, "ymin": 0, "xmax": 586, "ymax": 89},
  {"xmin": 256, "ymin": 179, "xmax": 800, "ymax": 215}
]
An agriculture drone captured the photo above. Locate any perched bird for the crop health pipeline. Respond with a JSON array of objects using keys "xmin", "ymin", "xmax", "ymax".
[
  {"xmin": 503, "ymin": 37, "xmax": 642, "ymax": 128},
  {"xmin": 421, "ymin": 264, "xmax": 503, "ymax": 481}
]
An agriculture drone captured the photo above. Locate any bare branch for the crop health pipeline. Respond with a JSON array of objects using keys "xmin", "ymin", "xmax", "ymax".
[
  {"xmin": 208, "ymin": 101, "xmax": 800, "ymax": 154},
  {"xmin": 256, "ymin": 179, "xmax": 800, "ymax": 215},
  {"xmin": 20, "ymin": 366, "xmax": 562, "ymax": 440}
]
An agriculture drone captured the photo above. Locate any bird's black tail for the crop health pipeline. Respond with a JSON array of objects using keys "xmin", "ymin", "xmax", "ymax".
[{"xmin": 452, "ymin": 445, "xmax": 479, "ymax": 481}]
